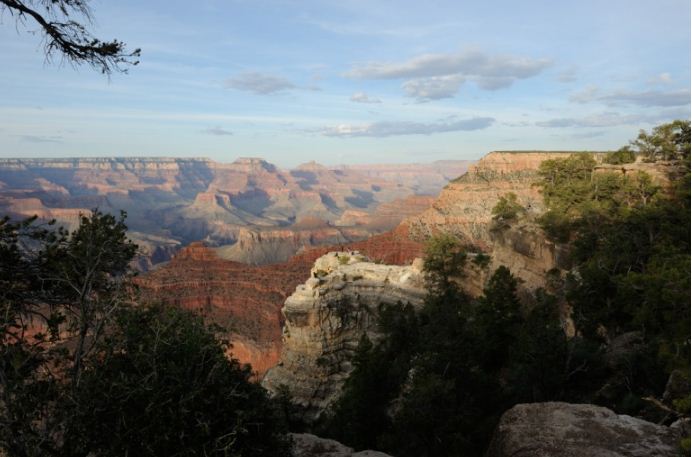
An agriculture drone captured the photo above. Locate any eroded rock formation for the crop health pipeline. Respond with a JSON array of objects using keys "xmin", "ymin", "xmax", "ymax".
[
  {"xmin": 137, "ymin": 234, "xmax": 424, "ymax": 376},
  {"xmin": 262, "ymin": 252, "xmax": 427, "ymax": 421},
  {"xmin": 486, "ymin": 402, "xmax": 688, "ymax": 457},
  {"xmin": 0, "ymin": 157, "xmax": 459, "ymax": 268}
]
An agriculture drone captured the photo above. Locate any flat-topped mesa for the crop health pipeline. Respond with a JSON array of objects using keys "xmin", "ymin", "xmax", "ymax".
[
  {"xmin": 262, "ymin": 251, "xmax": 427, "ymax": 422},
  {"xmin": 227, "ymin": 157, "xmax": 277, "ymax": 173}
]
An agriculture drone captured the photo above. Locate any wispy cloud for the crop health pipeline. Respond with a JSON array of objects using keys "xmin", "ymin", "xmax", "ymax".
[
  {"xmin": 402, "ymin": 75, "xmax": 465, "ymax": 101},
  {"xmin": 350, "ymin": 92, "xmax": 381, "ymax": 104},
  {"xmin": 345, "ymin": 49, "xmax": 550, "ymax": 99},
  {"xmin": 557, "ymin": 66, "xmax": 578, "ymax": 83},
  {"xmin": 316, "ymin": 116, "xmax": 495, "ymax": 137},
  {"xmin": 18, "ymin": 135, "xmax": 63, "ymax": 143},
  {"xmin": 224, "ymin": 72, "xmax": 296, "ymax": 95},
  {"xmin": 536, "ymin": 109, "xmax": 688, "ymax": 128},
  {"xmin": 571, "ymin": 87, "xmax": 690, "ymax": 107},
  {"xmin": 600, "ymin": 89, "xmax": 690, "ymax": 107},
  {"xmin": 201, "ymin": 126, "xmax": 233, "ymax": 136},
  {"xmin": 648, "ymin": 72, "xmax": 673, "ymax": 85}
]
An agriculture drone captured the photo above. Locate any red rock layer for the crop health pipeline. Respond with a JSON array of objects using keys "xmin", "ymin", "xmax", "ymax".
[{"xmin": 136, "ymin": 233, "xmax": 424, "ymax": 376}]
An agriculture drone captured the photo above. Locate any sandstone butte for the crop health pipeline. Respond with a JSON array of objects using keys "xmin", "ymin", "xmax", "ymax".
[{"xmin": 135, "ymin": 225, "xmax": 425, "ymax": 376}]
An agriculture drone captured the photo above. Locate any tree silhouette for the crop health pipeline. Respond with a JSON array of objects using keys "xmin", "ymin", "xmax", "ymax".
[{"xmin": 0, "ymin": 0, "xmax": 140, "ymax": 74}]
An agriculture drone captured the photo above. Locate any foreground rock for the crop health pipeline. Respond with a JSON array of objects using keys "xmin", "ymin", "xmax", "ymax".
[
  {"xmin": 262, "ymin": 252, "xmax": 427, "ymax": 421},
  {"xmin": 486, "ymin": 402, "xmax": 687, "ymax": 457},
  {"xmin": 291, "ymin": 433, "xmax": 392, "ymax": 457}
]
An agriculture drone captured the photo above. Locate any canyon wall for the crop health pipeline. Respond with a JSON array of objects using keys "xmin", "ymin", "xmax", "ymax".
[
  {"xmin": 401, "ymin": 151, "xmax": 579, "ymax": 295},
  {"xmin": 0, "ymin": 157, "xmax": 454, "ymax": 268},
  {"xmin": 137, "ymin": 233, "xmax": 425, "ymax": 376},
  {"xmin": 262, "ymin": 252, "xmax": 427, "ymax": 421}
]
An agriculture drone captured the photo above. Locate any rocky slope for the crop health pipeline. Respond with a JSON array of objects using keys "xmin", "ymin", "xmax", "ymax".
[
  {"xmin": 486, "ymin": 402, "xmax": 688, "ymax": 457},
  {"xmin": 262, "ymin": 252, "xmax": 427, "ymax": 422},
  {"xmin": 403, "ymin": 151, "xmax": 604, "ymax": 294},
  {"xmin": 0, "ymin": 157, "xmax": 458, "ymax": 268}
]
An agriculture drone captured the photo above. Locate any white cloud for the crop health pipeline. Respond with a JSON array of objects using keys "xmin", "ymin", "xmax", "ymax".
[
  {"xmin": 536, "ymin": 109, "xmax": 689, "ymax": 128},
  {"xmin": 345, "ymin": 49, "xmax": 550, "ymax": 99},
  {"xmin": 648, "ymin": 72, "xmax": 673, "ymax": 85},
  {"xmin": 201, "ymin": 126, "xmax": 233, "ymax": 136},
  {"xmin": 18, "ymin": 135, "xmax": 63, "ymax": 143},
  {"xmin": 570, "ymin": 86, "xmax": 690, "ymax": 107},
  {"xmin": 317, "ymin": 117, "xmax": 495, "ymax": 137},
  {"xmin": 557, "ymin": 66, "xmax": 578, "ymax": 83},
  {"xmin": 346, "ymin": 49, "xmax": 550, "ymax": 80},
  {"xmin": 600, "ymin": 89, "xmax": 690, "ymax": 107},
  {"xmin": 402, "ymin": 75, "xmax": 465, "ymax": 101},
  {"xmin": 350, "ymin": 92, "xmax": 382, "ymax": 104},
  {"xmin": 224, "ymin": 72, "xmax": 296, "ymax": 94}
]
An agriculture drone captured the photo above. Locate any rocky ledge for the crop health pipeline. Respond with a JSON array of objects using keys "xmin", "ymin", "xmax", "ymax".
[
  {"xmin": 291, "ymin": 434, "xmax": 392, "ymax": 457},
  {"xmin": 262, "ymin": 251, "xmax": 427, "ymax": 422},
  {"xmin": 486, "ymin": 402, "xmax": 689, "ymax": 457}
]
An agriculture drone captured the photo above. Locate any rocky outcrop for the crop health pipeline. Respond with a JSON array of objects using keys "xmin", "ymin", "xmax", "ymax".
[
  {"xmin": 486, "ymin": 402, "xmax": 687, "ymax": 457},
  {"xmin": 262, "ymin": 252, "xmax": 427, "ymax": 422},
  {"xmin": 214, "ymin": 223, "xmax": 372, "ymax": 265},
  {"xmin": 137, "ymin": 234, "xmax": 425, "ymax": 376},
  {"xmin": 291, "ymin": 433, "xmax": 392, "ymax": 457}
]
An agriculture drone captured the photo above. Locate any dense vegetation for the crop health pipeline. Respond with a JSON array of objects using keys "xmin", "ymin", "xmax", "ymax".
[
  {"xmin": 322, "ymin": 121, "xmax": 690, "ymax": 456},
  {"xmin": 0, "ymin": 211, "xmax": 290, "ymax": 457}
]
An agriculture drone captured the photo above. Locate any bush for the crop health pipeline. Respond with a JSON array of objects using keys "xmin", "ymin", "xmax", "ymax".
[
  {"xmin": 604, "ymin": 146, "xmax": 636, "ymax": 165},
  {"xmin": 491, "ymin": 192, "xmax": 524, "ymax": 222}
]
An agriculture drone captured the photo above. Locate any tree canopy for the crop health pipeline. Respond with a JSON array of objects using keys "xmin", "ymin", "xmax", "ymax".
[{"xmin": 0, "ymin": 211, "xmax": 290, "ymax": 457}]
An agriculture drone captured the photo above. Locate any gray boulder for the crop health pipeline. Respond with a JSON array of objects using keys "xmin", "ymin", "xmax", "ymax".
[{"xmin": 486, "ymin": 402, "xmax": 686, "ymax": 457}]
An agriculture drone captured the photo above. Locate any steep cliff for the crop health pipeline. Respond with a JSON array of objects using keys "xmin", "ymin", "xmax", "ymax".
[
  {"xmin": 405, "ymin": 151, "xmax": 581, "ymax": 248},
  {"xmin": 137, "ymin": 233, "xmax": 424, "ymax": 376},
  {"xmin": 262, "ymin": 252, "xmax": 427, "ymax": 422},
  {"xmin": 403, "ymin": 151, "xmax": 605, "ymax": 295}
]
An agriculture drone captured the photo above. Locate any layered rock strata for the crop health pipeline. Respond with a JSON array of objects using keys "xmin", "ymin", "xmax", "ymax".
[
  {"xmin": 137, "ymin": 235, "xmax": 425, "ymax": 376},
  {"xmin": 402, "ymin": 151, "xmax": 613, "ymax": 295},
  {"xmin": 0, "ymin": 157, "xmax": 460, "ymax": 268},
  {"xmin": 486, "ymin": 402, "xmax": 688, "ymax": 457},
  {"xmin": 262, "ymin": 252, "xmax": 427, "ymax": 421}
]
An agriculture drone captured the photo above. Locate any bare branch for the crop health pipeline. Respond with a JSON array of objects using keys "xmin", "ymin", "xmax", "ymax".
[{"xmin": 0, "ymin": 0, "xmax": 140, "ymax": 74}]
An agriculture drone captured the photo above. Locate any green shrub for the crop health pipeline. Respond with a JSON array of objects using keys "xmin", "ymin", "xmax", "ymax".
[{"xmin": 492, "ymin": 192, "xmax": 524, "ymax": 222}]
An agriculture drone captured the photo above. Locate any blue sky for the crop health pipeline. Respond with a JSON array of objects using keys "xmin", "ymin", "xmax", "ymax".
[{"xmin": 0, "ymin": 0, "xmax": 689, "ymax": 167}]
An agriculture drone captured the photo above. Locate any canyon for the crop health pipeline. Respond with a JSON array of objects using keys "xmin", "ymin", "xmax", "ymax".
[
  {"xmin": 140, "ymin": 150, "xmax": 598, "ymax": 385},
  {"xmin": 0, "ymin": 157, "xmax": 469, "ymax": 268}
]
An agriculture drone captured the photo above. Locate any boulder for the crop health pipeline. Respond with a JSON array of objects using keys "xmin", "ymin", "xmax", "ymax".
[{"xmin": 486, "ymin": 402, "xmax": 686, "ymax": 457}]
